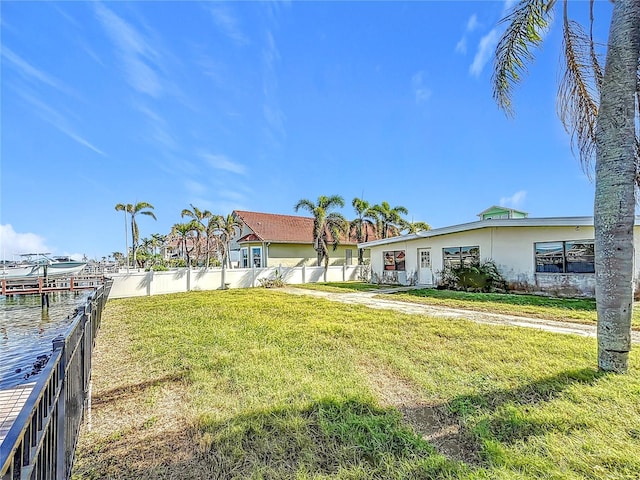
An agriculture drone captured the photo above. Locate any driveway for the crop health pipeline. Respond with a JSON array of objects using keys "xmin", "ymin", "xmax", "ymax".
[{"xmin": 282, "ymin": 287, "xmax": 640, "ymax": 344}]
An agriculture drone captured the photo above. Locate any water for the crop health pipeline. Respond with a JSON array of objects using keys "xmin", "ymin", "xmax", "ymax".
[{"xmin": 0, "ymin": 291, "xmax": 90, "ymax": 389}]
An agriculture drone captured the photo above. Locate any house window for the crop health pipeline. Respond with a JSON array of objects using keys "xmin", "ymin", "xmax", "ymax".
[
  {"xmin": 251, "ymin": 247, "xmax": 262, "ymax": 267},
  {"xmin": 443, "ymin": 246, "xmax": 479, "ymax": 267},
  {"xmin": 241, "ymin": 248, "xmax": 249, "ymax": 268},
  {"xmin": 535, "ymin": 240, "xmax": 594, "ymax": 273},
  {"xmin": 420, "ymin": 250, "xmax": 431, "ymax": 268},
  {"xmin": 345, "ymin": 249, "xmax": 353, "ymax": 265},
  {"xmin": 383, "ymin": 251, "xmax": 406, "ymax": 271}
]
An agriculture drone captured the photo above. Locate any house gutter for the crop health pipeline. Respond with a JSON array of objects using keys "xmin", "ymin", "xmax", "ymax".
[{"xmin": 357, "ymin": 216, "xmax": 632, "ymax": 249}]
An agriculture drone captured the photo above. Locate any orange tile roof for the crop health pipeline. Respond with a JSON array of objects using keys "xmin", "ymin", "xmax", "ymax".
[{"xmin": 233, "ymin": 210, "xmax": 365, "ymax": 245}]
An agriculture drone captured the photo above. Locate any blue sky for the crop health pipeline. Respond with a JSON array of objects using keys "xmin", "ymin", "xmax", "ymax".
[{"xmin": 1, "ymin": 1, "xmax": 612, "ymax": 261}]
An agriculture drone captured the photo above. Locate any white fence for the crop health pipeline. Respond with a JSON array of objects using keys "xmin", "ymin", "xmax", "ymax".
[{"xmin": 108, "ymin": 265, "xmax": 368, "ymax": 299}]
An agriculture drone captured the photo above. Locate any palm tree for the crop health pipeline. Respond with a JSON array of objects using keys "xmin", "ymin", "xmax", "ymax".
[
  {"xmin": 171, "ymin": 221, "xmax": 200, "ymax": 267},
  {"xmin": 112, "ymin": 251, "xmax": 125, "ymax": 266},
  {"xmin": 492, "ymin": 0, "xmax": 640, "ymax": 372},
  {"xmin": 115, "ymin": 202, "xmax": 157, "ymax": 269},
  {"xmin": 350, "ymin": 197, "xmax": 377, "ymax": 264},
  {"xmin": 138, "ymin": 237, "xmax": 154, "ymax": 267},
  {"xmin": 370, "ymin": 201, "xmax": 408, "ymax": 239},
  {"xmin": 181, "ymin": 204, "xmax": 212, "ymax": 267},
  {"xmin": 295, "ymin": 195, "xmax": 349, "ymax": 268},
  {"xmin": 403, "ymin": 221, "xmax": 431, "ymax": 234},
  {"xmin": 212, "ymin": 214, "xmax": 242, "ymax": 269},
  {"xmin": 151, "ymin": 233, "xmax": 167, "ymax": 258}
]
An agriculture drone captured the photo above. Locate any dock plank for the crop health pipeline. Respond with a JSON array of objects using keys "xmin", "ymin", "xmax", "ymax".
[{"xmin": 0, "ymin": 383, "xmax": 36, "ymax": 447}]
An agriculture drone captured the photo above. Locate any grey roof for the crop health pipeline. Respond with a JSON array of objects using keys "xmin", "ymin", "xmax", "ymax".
[{"xmin": 358, "ymin": 216, "xmax": 608, "ymax": 249}]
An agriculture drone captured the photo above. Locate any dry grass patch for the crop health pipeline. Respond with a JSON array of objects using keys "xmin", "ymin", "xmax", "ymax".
[
  {"xmin": 73, "ymin": 303, "xmax": 199, "ymax": 479},
  {"xmin": 357, "ymin": 358, "xmax": 481, "ymax": 466}
]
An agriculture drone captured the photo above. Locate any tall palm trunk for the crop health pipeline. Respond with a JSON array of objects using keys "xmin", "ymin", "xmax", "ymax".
[
  {"xmin": 131, "ymin": 223, "xmax": 137, "ymax": 268},
  {"xmin": 594, "ymin": 0, "xmax": 640, "ymax": 373}
]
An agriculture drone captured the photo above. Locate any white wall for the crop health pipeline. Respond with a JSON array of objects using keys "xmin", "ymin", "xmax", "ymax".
[{"xmin": 108, "ymin": 265, "xmax": 366, "ymax": 299}]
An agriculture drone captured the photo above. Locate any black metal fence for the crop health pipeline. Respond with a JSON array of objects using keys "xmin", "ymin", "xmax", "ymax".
[{"xmin": 1, "ymin": 279, "xmax": 112, "ymax": 480}]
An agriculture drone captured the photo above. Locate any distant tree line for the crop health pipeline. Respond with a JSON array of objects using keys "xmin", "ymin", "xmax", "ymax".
[{"xmin": 112, "ymin": 196, "xmax": 429, "ymax": 269}]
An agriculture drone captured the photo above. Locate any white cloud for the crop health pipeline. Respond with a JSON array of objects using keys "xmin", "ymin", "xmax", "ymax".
[
  {"xmin": 94, "ymin": 3, "xmax": 162, "ymax": 97},
  {"xmin": 262, "ymin": 30, "xmax": 286, "ymax": 143},
  {"xmin": 184, "ymin": 180, "xmax": 207, "ymax": 196},
  {"xmin": 201, "ymin": 153, "xmax": 247, "ymax": 175},
  {"xmin": 455, "ymin": 13, "xmax": 481, "ymax": 55},
  {"xmin": 17, "ymin": 91, "xmax": 106, "ymax": 156},
  {"xmin": 208, "ymin": 4, "xmax": 249, "ymax": 46},
  {"xmin": 469, "ymin": 28, "xmax": 501, "ymax": 77},
  {"xmin": 3, "ymin": 47, "xmax": 63, "ymax": 90},
  {"xmin": 500, "ymin": 190, "xmax": 527, "ymax": 209},
  {"xmin": 208, "ymin": 200, "xmax": 248, "ymax": 215},
  {"xmin": 134, "ymin": 103, "xmax": 177, "ymax": 151},
  {"xmin": 263, "ymin": 30, "xmax": 280, "ymax": 69},
  {"xmin": 217, "ymin": 189, "xmax": 247, "ymax": 202},
  {"xmin": 467, "ymin": 14, "xmax": 479, "ymax": 32},
  {"xmin": 411, "ymin": 71, "xmax": 432, "ymax": 104},
  {"xmin": 0, "ymin": 225, "xmax": 50, "ymax": 259},
  {"xmin": 263, "ymin": 104, "xmax": 286, "ymax": 136}
]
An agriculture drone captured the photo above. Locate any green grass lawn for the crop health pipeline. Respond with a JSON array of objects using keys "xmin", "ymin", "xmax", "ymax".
[
  {"xmin": 74, "ymin": 290, "xmax": 640, "ymax": 479},
  {"xmin": 296, "ymin": 281, "xmax": 389, "ymax": 292},
  {"xmin": 297, "ymin": 282, "xmax": 640, "ymax": 330},
  {"xmin": 384, "ymin": 289, "xmax": 640, "ymax": 330}
]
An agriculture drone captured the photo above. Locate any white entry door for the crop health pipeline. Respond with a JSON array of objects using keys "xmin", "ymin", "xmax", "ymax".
[{"xmin": 418, "ymin": 248, "xmax": 433, "ymax": 285}]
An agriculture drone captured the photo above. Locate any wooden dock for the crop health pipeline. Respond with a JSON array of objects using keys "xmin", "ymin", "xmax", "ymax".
[
  {"xmin": 0, "ymin": 383, "xmax": 36, "ymax": 447},
  {"xmin": 0, "ymin": 275, "xmax": 106, "ymax": 296}
]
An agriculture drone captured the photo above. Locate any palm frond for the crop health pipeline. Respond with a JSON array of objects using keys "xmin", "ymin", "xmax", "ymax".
[
  {"xmin": 140, "ymin": 210, "xmax": 158, "ymax": 220},
  {"xmin": 294, "ymin": 198, "xmax": 315, "ymax": 213},
  {"xmin": 589, "ymin": 0, "xmax": 604, "ymax": 92},
  {"xmin": 319, "ymin": 195, "xmax": 345, "ymax": 209},
  {"xmin": 492, "ymin": 0, "xmax": 554, "ymax": 115},
  {"xmin": 558, "ymin": 7, "xmax": 600, "ymax": 174},
  {"xmin": 133, "ymin": 201, "xmax": 155, "ymax": 213},
  {"xmin": 352, "ymin": 197, "xmax": 370, "ymax": 215}
]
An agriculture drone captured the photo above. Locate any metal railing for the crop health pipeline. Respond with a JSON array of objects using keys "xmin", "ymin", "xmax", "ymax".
[{"xmin": 1, "ymin": 279, "xmax": 112, "ymax": 480}]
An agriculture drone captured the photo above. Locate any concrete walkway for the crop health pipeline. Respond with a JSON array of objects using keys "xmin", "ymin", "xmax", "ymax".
[{"xmin": 283, "ymin": 287, "xmax": 640, "ymax": 344}]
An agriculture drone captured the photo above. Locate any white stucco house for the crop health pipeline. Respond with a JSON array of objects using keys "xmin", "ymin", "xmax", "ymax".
[{"xmin": 359, "ymin": 209, "xmax": 640, "ymax": 297}]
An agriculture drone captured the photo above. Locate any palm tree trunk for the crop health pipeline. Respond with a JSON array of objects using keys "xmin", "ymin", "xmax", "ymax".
[
  {"xmin": 594, "ymin": 0, "xmax": 640, "ymax": 373},
  {"xmin": 123, "ymin": 211, "xmax": 129, "ymax": 271},
  {"xmin": 131, "ymin": 221, "xmax": 137, "ymax": 268}
]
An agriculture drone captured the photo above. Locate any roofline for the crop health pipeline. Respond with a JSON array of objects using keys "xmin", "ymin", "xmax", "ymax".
[
  {"xmin": 357, "ymin": 216, "xmax": 629, "ymax": 248},
  {"xmin": 237, "ymin": 239, "xmax": 311, "ymax": 245},
  {"xmin": 476, "ymin": 205, "xmax": 528, "ymax": 216},
  {"xmin": 237, "ymin": 239, "xmax": 359, "ymax": 246},
  {"xmin": 233, "ymin": 210, "xmax": 313, "ymax": 222}
]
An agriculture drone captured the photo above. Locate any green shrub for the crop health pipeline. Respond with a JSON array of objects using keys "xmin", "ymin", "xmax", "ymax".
[
  {"xmin": 439, "ymin": 260, "xmax": 508, "ymax": 293},
  {"xmin": 148, "ymin": 264, "xmax": 168, "ymax": 272},
  {"xmin": 168, "ymin": 258, "xmax": 186, "ymax": 268}
]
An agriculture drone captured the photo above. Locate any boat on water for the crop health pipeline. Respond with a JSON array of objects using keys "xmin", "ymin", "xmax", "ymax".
[{"xmin": 0, "ymin": 254, "xmax": 87, "ymax": 281}]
